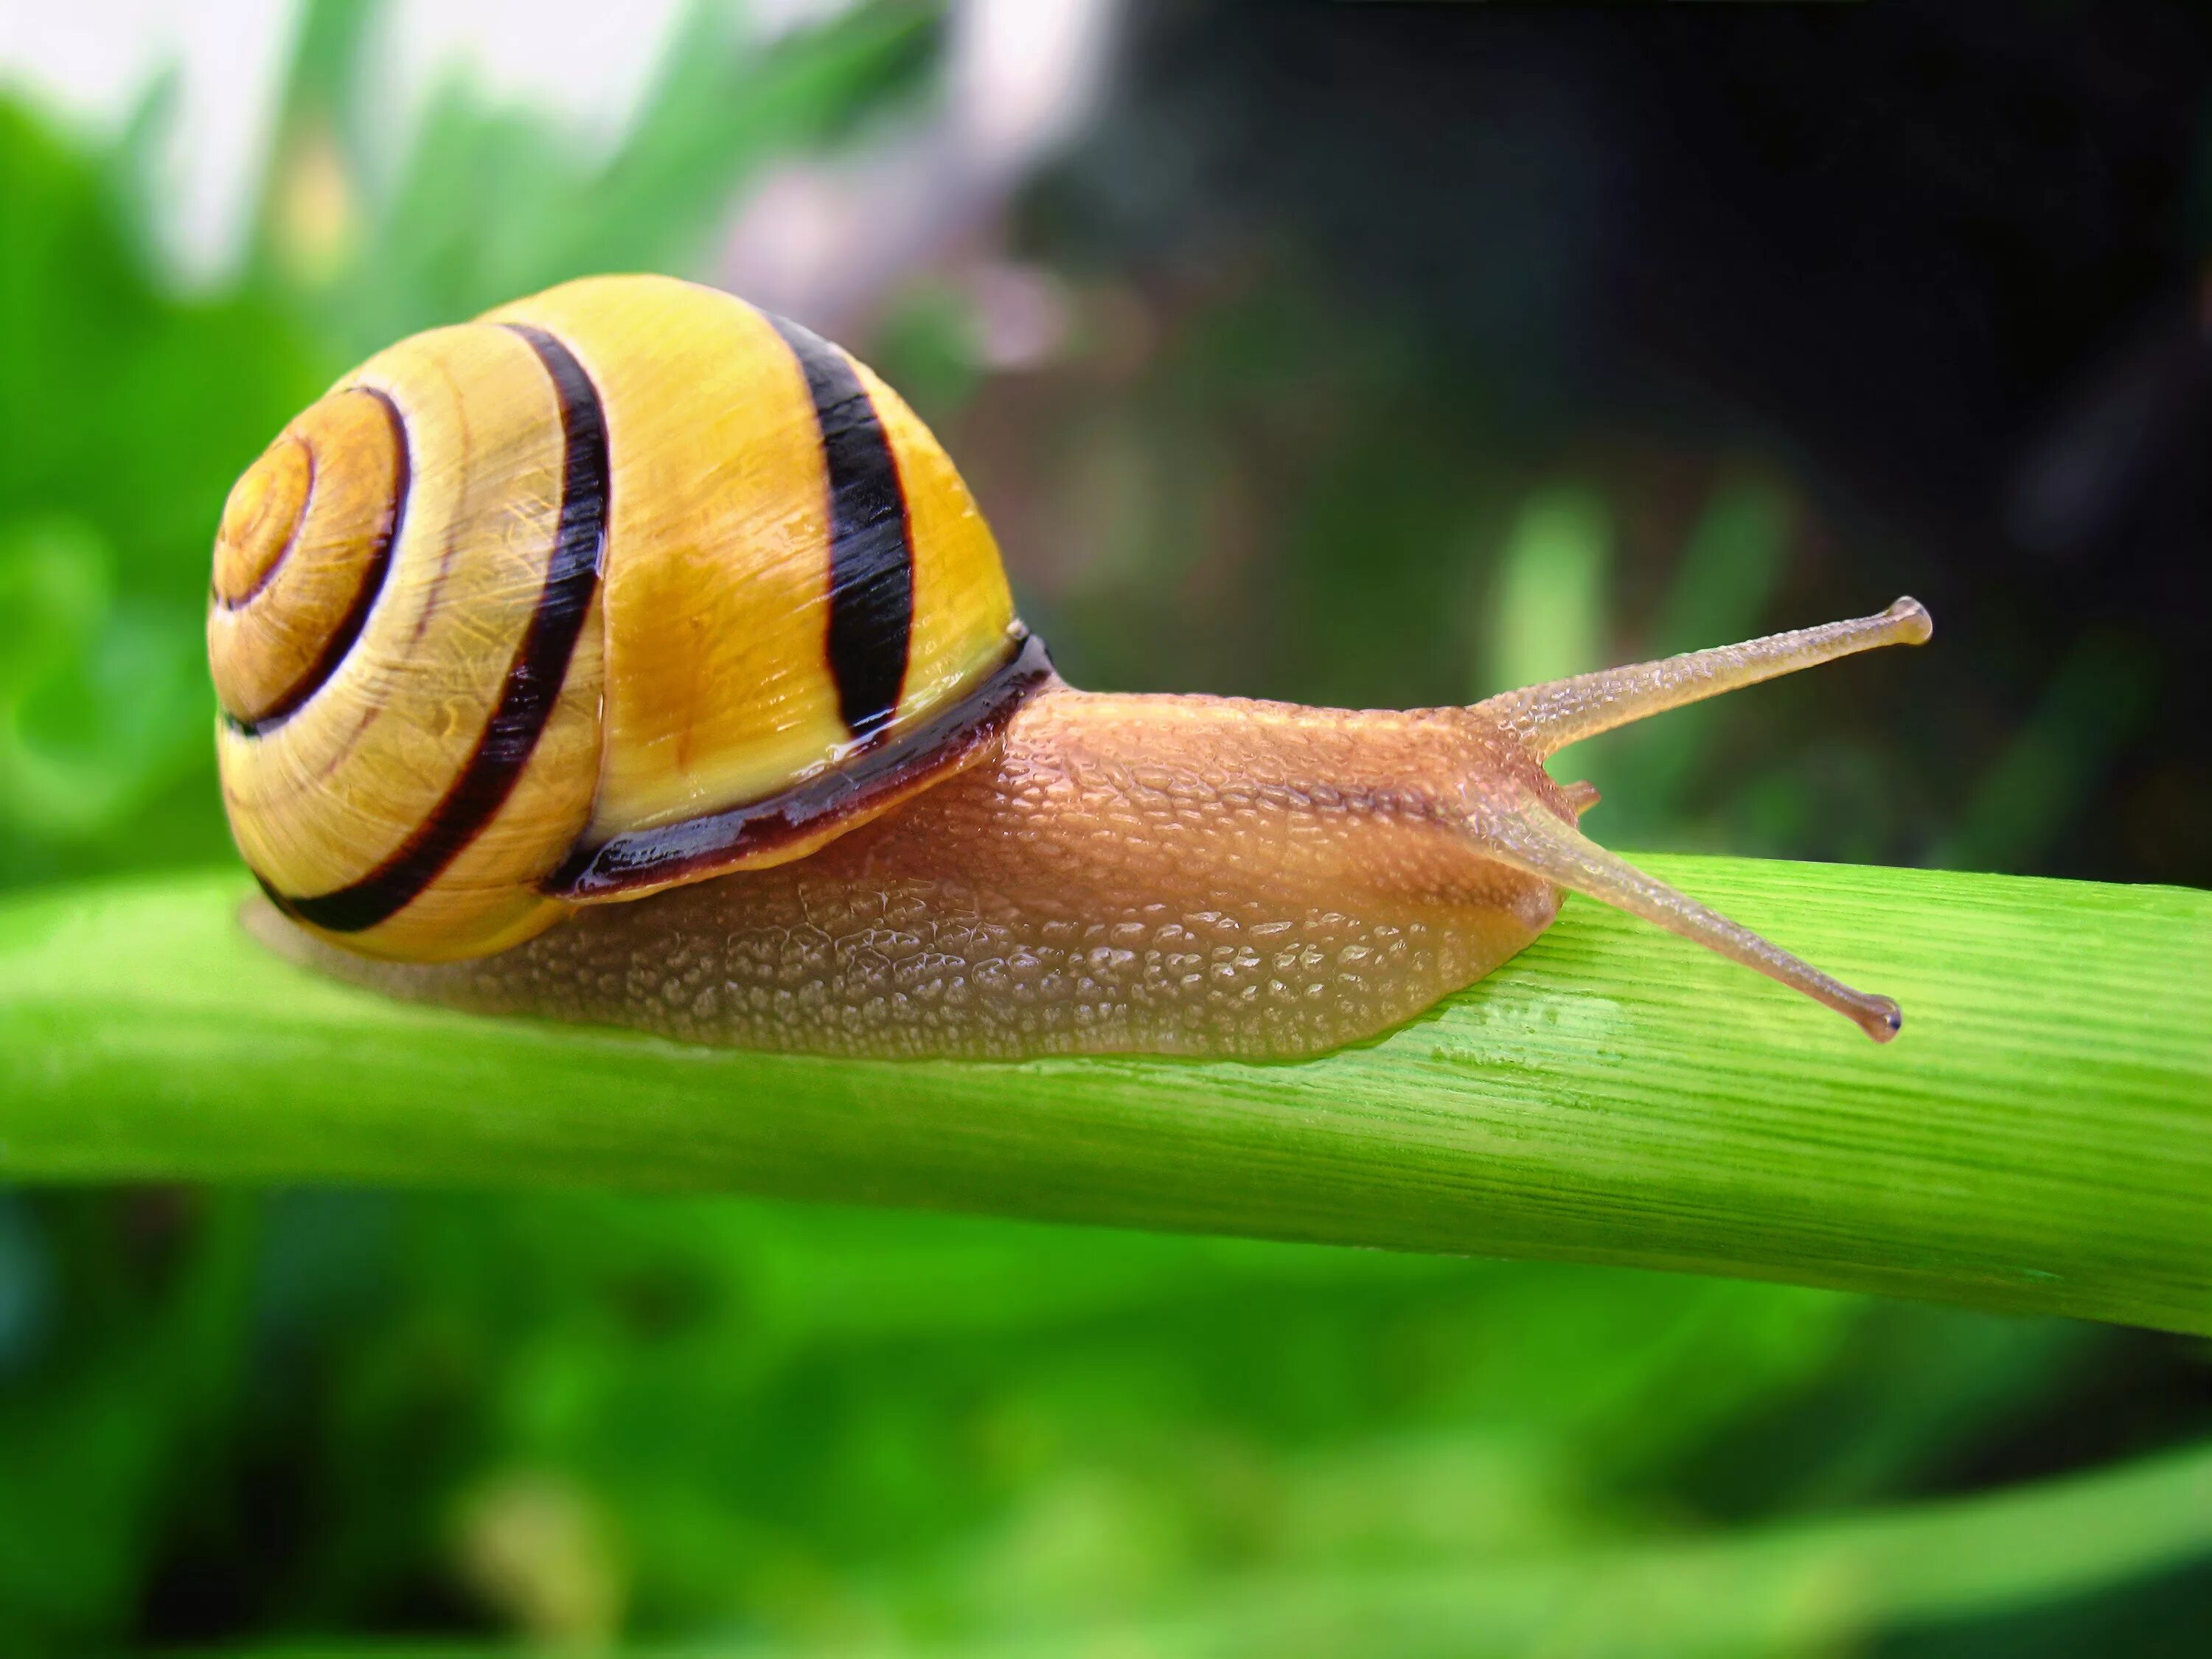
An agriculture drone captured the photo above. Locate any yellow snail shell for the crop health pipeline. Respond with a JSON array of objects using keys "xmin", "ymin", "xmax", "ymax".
[{"xmin": 210, "ymin": 274, "xmax": 1035, "ymax": 961}]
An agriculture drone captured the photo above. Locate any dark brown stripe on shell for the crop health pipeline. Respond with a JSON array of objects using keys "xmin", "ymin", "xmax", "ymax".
[
  {"xmin": 546, "ymin": 630, "xmax": 1051, "ymax": 901},
  {"xmin": 223, "ymin": 389, "xmax": 407, "ymax": 737},
  {"xmin": 265, "ymin": 325, "xmax": 608, "ymax": 935},
  {"xmin": 764, "ymin": 312, "xmax": 914, "ymax": 740}
]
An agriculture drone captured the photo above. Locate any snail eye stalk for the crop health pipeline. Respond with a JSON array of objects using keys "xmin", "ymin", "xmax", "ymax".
[{"xmin": 1478, "ymin": 599, "xmax": 1933, "ymax": 759}]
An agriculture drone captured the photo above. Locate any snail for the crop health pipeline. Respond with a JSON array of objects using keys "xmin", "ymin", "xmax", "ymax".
[{"xmin": 210, "ymin": 274, "xmax": 1931, "ymax": 1060}]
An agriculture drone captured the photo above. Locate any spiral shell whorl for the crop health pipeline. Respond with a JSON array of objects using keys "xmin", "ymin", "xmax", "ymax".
[
  {"xmin": 214, "ymin": 321, "xmax": 610, "ymax": 960},
  {"xmin": 210, "ymin": 431, "xmax": 309, "ymax": 605},
  {"xmin": 207, "ymin": 389, "xmax": 404, "ymax": 726}
]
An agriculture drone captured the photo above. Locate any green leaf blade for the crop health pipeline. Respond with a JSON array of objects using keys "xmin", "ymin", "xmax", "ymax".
[{"xmin": 1, "ymin": 858, "xmax": 2205, "ymax": 1335}]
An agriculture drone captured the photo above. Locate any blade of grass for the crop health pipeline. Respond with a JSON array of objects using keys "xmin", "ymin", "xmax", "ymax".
[
  {"xmin": 0, "ymin": 858, "xmax": 2204, "ymax": 1333},
  {"xmin": 933, "ymin": 1439, "xmax": 2212, "ymax": 1659},
  {"xmin": 186, "ymin": 1439, "xmax": 2212, "ymax": 1658}
]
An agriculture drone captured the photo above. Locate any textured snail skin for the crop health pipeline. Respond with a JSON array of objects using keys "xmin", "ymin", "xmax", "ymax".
[
  {"xmin": 257, "ymin": 597, "xmax": 1934, "ymax": 1057},
  {"xmin": 254, "ymin": 680, "xmax": 1575, "ymax": 1059}
]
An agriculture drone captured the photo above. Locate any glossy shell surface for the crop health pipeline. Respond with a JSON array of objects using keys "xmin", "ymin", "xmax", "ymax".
[{"xmin": 210, "ymin": 275, "xmax": 1023, "ymax": 960}]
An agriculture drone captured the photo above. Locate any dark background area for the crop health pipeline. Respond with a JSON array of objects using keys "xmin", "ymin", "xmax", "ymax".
[{"xmin": 1007, "ymin": 0, "xmax": 2209, "ymax": 887}]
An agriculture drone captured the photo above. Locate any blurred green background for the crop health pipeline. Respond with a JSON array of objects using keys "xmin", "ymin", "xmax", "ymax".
[{"xmin": 1, "ymin": 1, "xmax": 2207, "ymax": 1652}]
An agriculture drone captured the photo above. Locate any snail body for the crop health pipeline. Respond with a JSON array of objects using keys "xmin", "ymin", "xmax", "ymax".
[{"xmin": 215, "ymin": 274, "xmax": 1930, "ymax": 1058}]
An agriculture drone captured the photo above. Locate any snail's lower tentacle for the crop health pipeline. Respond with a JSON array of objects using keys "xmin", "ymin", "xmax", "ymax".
[{"xmin": 1467, "ymin": 797, "xmax": 1903, "ymax": 1042}]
